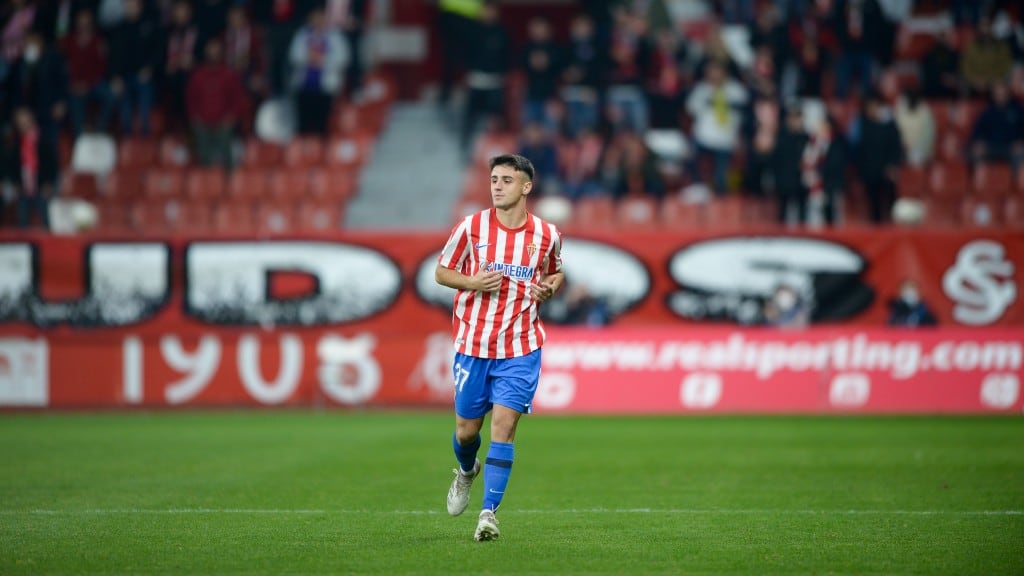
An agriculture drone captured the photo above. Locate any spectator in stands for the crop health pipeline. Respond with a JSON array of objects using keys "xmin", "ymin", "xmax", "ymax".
[
  {"xmin": 520, "ymin": 17, "xmax": 561, "ymax": 130},
  {"xmin": 920, "ymin": 28, "xmax": 962, "ymax": 99},
  {"xmin": 460, "ymin": 2, "xmax": 508, "ymax": 157},
  {"xmin": 686, "ymin": 61, "xmax": 748, "ymax": 194},
  {"xmin": 601, "ymin": 129, "xmax": 663, "ymax": 200},
  {"xmin": 961, "ymin": 16, "xmax": 1014, "ymax": 96},
  {"xmin": 810, "ymin": 115, "xmax": 848, "ymax": 226},
  {"xmin": 288, "ymin": 7, "xmax": 347, "ymax": 136},
  {"xmin": 62, "ymin": 9, "xmax": 112, "ymax": 136},
  {"xmin": 887, "ymin": 278, "xmax": 937, "ymax": 327},
  {"xmin": 855, "ymin": 94, "xmax": 903, "ymax": 223},
  {"xmin": 437, "ymin": 0, "xmax": 482, "ymax": 111},
  {"xmin": 794, "ymin": 35, "xmax": 826, "ymax": 98},
  {"xmin": 331, "ymin": 0, "xmax": 369, "ymax": 100},
  {"xmin": 561, "ymin": 14, "xmax": 605, "ymax": 137},
  {"xmin": 223, "ymin": 4, "xmax": 267, "ymax": 130},
  {"xmin": 12, "ymin": 107, "xmax": 49, "ymax": 229},
  {"xmin": 561, "ymin": 124, "xmax": 605, "ymax": 200},
  {"xmin": 742, "ymin": 86, "xmax": 781, "ymax": 197},
  {"xmin": 969, "ymin": 81, "xmax": 1024, "ymax": 169},
  {"xmin": 606, "ymin": 8, "xmax": 650, "ymax": 133},
  {"xmin": 743, "ymin": 44, "xmax": 777, "ymax": 101},
  {"xmin": 5, "ymin": 32, "xmax": 65, "ymax": 201},
  {"xmin": 991, "ymin": 7, "xmax": 1024, "ymax": 62},
  {"xmin": 749, "ymin": 4, "xmax": 789, "ymax": 76},
  {"xmin": 252, "ymin": 0, "xmax": 313, "ymax": 97},
  {"xmin": 517, "ymin": 121, "xmax": 560, "ymax": 196},
  {"xmin": 1, "ymin": 0, "xmax": 37, "ymax": 84},
  {"xmin": 194, "ymin": 0, "xmax": 229, "ymax": 48},
  {"xmin": 774, "ymin": 105, "xmax": 809, "ymax": 225},
  {"xmin": 763, "ymin": 283, "xmax": 809, "ymax": 329},
  {"xmin": 161, "ymin": 1, "xmax": 201, "ymax": 134},
  {"xmin": 186, "ymin": 38, "xmax": 244, "ymax": 170},
  {"xmin": 836, "ymin": 0, "xmax": 892, "ymax": 100},
  {"xmin": 108, "ymin": 0, "xmax": 159, "ymax": 135},
  {"xmin": 894, "ymin": 87, "xmax": 935, "ymax": 167},
  {"xmin": 646, "ymin": 27, "xmax": 687, "ymax": 129},
  {"xmin": 695, "ymin": 20, "xmax": 739, "ymax": 81},
  {"xmin": 34, "ymin": 0, "xmax": 88, "ymax": 43}
]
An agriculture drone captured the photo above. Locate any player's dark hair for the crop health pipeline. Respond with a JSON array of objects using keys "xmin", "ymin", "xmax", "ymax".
[{"xmin": 490, "ymin": 154, "xmax": 535, "ymax": 182}]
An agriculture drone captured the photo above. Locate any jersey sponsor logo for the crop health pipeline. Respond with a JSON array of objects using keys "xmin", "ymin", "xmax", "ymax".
[
  {"xmin": 482, "ymin": 261, "xmax": 534, "ymax": 281},
  {"xmin": 942, "ymin": 240, "xmax": 1016, "ymax": 325},
  {"xmin": 666, "ymin": 236, "xmax": 872, "ymax": 324}
]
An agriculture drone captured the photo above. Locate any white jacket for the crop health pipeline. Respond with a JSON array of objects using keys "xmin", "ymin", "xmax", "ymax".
[
  {"xmin": 288, "ymin": 27, "xmax": 348, "ymax": 95},
  {"xmin": 686, "ymin": 79, "xmax": 748, "ymax": 152}
]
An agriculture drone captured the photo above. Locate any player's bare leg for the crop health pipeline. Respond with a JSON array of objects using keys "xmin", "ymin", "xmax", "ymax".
[{"xmin": 475, "ymin": 405, "xmax": 522, "ymax": 541}]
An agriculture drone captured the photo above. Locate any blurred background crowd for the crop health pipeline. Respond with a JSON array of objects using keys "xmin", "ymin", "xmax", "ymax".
[{"xmin": 0, "ymin": 0, "xmax": 1022, "ymax": 232}]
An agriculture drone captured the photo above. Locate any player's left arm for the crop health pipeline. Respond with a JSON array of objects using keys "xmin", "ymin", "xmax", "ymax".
[{"xmin": 531, "ymin": 228, "xmax": 565, "ymax": 302}]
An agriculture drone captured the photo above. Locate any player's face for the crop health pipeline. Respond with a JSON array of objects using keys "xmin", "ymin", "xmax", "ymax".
[{"xmin": 490, "ymin": 165, "xmax": 532, "ymax": 210}]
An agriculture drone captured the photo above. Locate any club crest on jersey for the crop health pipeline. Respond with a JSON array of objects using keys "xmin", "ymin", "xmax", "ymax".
[{"xmin": 527, "ymin": 243, "xmax": 538, "ymax": 257}]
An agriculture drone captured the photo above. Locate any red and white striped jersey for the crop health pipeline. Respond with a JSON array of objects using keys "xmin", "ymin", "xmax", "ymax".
[{"xmin": 438, "ymin": 209, "xmax": 564, "ymax": 359}]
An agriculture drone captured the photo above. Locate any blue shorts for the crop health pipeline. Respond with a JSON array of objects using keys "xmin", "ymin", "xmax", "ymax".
[{"xmin": 452, "ymin": 349, "xmax": 542, "ymax": 419}]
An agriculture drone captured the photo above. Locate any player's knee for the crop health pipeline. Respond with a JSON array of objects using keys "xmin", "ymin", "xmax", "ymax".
[{"xmin": 455, "ymin": 418, "xmax": 483, "ymax": 444}]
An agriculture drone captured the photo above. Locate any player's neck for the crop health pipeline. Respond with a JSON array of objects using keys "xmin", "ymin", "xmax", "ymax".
[{"xmin": 493, "ymin": 202, "xmax": 528, "ymax": 229}]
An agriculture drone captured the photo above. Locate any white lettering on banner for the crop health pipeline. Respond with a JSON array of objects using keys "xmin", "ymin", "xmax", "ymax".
[
  {"xmin": 163, "ymin": 336, "xmax": 222, "ymax": 404},
  {"xmin": 186, "ymin": 242, "xmax": 401, "ymax": 326},
  {"xmin": 979, "ymin": 374, "xmax": 1020, "ymax": 410},
  {"xmin": 0, "ymin": 243, "xmax": 169, "ymax": 327},
  {"xmin": 123, "ymin": 337, "xmax": 143, "ymax": 403},
  {"xmin": 238, "ymin": 335, "xmax": 303, "ymax": 404},
  {"xmin": 543, "ymin": 333, "xmax": 1023, "ymax": 380},
  {"xmin": 680, "ymin": 373, "xmax": 722, "ymax": 409},
  {"xmin": 535, "ymin": 372, "xmax": 575, "ymax": 409},
  {"xmin": 408, "ymin": 332, "xmax": 457, "ymax": 399},
  {"xmin": 943, "ymin": 240, "xmax": 1017, "ymax": 325},
  {"xmin": 830, "ymin": 374, "xmax": 870, "ymax": 407},
  {"xmin": 0, "ymin": 338, "xmax": 48, "ymax": 406},
  {"xmin": 317, "ymin": 334, "xmax": 381, "ymax": 405}
]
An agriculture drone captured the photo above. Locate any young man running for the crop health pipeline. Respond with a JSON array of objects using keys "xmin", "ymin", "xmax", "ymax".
[{"xmin": 435, "ymin": 153, "xmax": 564, "ymax": 541}]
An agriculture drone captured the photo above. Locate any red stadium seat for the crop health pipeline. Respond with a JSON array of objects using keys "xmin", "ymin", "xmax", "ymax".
[
  {"xmin": 706, "ymin": 196, "xmax": 745, "ymax": 228},
  {"xmin": 158, "ymin": 136, "xmax": 190, "ymax": 167},
  {"xmin": 326, "ymin": 133, "xmax": 373, "ymax": 168},
  {"xmin": 102, "ymin": 169, "xmax": 145, "ymax": 200},
  {"xmin": 128, "ymin": 199, "xmax": 173, "ymax": 233},
  {"xmin": 929, "ymin": 163, "xmax": 970, "ymax": 198},
  {"xmin": 242, "ymin": 139, "xmax": 284, "ymax": 167},
  {"xmin": 173, "ymin": 200, "xmax": 214, "ymax": 233},
  {"xmin": 63, "ymin": 172, "xmax": 99, "ymax": 200},
  {"xmin": 268, "ymin": 169, "xmax": 310, "ymax": 199},
  {"xmin": 960, "ymin": 197, "xmax": 1003, "ymax": 227},
  {"xmin": 185, "ymin": 168, "xmax": 226, "ymax": 201},
  {"xmin": 283, "ymin": 137, "xmax": 324, "ymax": 168},
  {"xmin": 1005, "ymin": 196, "xmax": 1024, "ymax": 227},
  {"xmin": 256, "ymin": 201, "xmax": 296, "ymax": 233},
  {"xmin": 473, "ymin": 132, "xmax": 517, "ymax": 165},
  {"xmin": 658, "ymin": 196, "xmax": 704, "ymax": 229},
  {"xmin": 972, "ymin": 164, "xmax": 1014, "ymax": 199},
  {"xmin": 923, "ymin": 196, "xmax": 959, "ymax": 227},
  {"xmin": 308, "ymin": 167, "xmax": 356, "ymax": 200},
  {"xmin": 143, "ymin": 168, "xmax": 185, "ymax": 199},
  {"xmin": 96, "ymin": 202, "xmax": 130, "ymax": 231},
  {"xmin": 227, "ymin": 168, "xmax": 269, "ymax": 201},
  {"xmin": 896, "ymin": 166, "xmax": 930, "ymax": 199},
  {"xmin": 296, "ymin": 200, "xmax": 345, "ymax": 231},
  {"xmin": 212, "ymin": 202, "xmax": 256, "ymax": 234},
  {"xmin": 118, "ymin": 138, "xmax": 158, "ymax": 168},
  {"xmin": 616, "ymin": 195, "xmax": 658, "ymax": 229},
  {"xmin": 572, "ymin": 196, "xmax": 615, "ymax": 228}
]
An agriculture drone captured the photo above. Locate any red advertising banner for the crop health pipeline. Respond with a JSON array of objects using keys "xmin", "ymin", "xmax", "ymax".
[{"xmin": 0, "ymin": 228, "xmax": 1021, "ymax": 412}]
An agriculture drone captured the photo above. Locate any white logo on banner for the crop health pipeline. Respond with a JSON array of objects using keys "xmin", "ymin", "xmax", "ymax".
[
  {"xmin": 943, "ymin": 241, "xmax": 1017, "ymax": 325},
  {"xmin": 680, "ymin": 373, "xmax": 722, "ymax": 409},
  {"xmin": 830, "ymin": 373, "xmax": 870, "ymax": 408},
  {"xmin": 0, "ymin": 338, "xmax": 48, "ymax": 406},
  {"xmin": 979, "ymin": 374, "xmax": 1020, "ymax": 410},
  {"xmin": 317, "ymin": 334, "xmax": 382, "ymax": 405},
  {"xmin": 535, "ymin": 372, "xmax": 576, "ymax": 409},
  {"xmin": 408, "ymin": 332, "xmax": 457, "ymax": 399},
  {"xmin": 238, "ymin": 334, "xmax": 303, "ymax": 404}
]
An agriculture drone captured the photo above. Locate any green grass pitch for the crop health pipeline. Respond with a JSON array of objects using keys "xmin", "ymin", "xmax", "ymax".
[{"xmin": 1, "ymin": 412, "xmax": 1022, "ymax": 575}]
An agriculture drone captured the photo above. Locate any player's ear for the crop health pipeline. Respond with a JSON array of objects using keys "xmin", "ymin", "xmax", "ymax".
[{"xmin": 523, "ymin": 179, "xmax": 533, "ymax": 195}]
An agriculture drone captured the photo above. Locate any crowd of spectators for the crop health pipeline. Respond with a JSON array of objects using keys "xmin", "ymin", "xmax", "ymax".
[
  {"xmin": 0, "ymin": 0, "xmax": 368, "ymax": 228},
  {"xmin": 447, "ymin": 0, "xmax": 1024, "ymax": 227}
]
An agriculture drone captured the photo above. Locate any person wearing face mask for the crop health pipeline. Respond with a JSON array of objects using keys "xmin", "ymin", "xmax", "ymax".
[
  {"xmin": 887, "ymin": 279, "xmax": 937, "ymax": 327},
  {"xmin": 763, "ymin": 284, "xmax": 810, "ymax": 329}
]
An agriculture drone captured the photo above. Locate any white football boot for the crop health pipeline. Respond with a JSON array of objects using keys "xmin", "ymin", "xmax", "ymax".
[
  {"xmin": 446, "ymin": 459, "xmax": 480, "ymax": 516},
  {"xmin": 474, "ymin": 509, "xmax": 500, "ymax": 541}
]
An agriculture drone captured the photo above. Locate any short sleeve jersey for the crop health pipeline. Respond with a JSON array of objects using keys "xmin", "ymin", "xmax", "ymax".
[{"xmin": 438, "ymin": 209, "xmax": 564, "ymax": 359}]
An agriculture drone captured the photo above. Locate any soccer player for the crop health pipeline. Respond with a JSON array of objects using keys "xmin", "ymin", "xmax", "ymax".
[{"xmin": 435, "ymin": 153, "xmax": 564, "ymax": 541}]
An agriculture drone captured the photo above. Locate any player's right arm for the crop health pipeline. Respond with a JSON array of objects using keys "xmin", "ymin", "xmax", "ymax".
[{"xmin": 435, "ymin": 217, "xmax": 503, "ymax": 293}]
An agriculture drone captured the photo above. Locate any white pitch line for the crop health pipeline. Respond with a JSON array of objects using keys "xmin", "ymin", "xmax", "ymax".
[{"xmin": 0, "ymin": 508, "xmax": 1020, "ymax": 516}]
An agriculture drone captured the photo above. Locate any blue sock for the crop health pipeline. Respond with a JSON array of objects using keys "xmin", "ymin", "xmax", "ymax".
[
  {"xmin": 453, "ymin": 433, "xmax": 481, "ymax": 473},
  {"xmin": 482, "ymin": 441, "xmax": 514, "ymax": 511}
]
